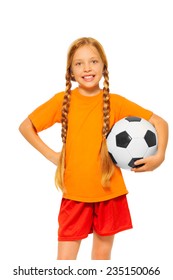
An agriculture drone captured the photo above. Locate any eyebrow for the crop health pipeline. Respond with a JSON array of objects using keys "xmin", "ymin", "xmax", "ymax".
[{"xmin": 73, "ymin": 56, "xmax": 99, "ymax": 62}]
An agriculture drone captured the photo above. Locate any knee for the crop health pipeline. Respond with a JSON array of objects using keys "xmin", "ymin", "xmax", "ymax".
[
  {"xmin": 57, "ymin": 255, "xmax": 76, "ymax": 260},
  {"xmin": 57, "ymin": 240, "xmax": 81, "ymax": 260},
  {"xmin": 91, "ymin": 233, "xmax": 114, "ymax": 260},
  {"xmin": 57, "ymin": 250, "xmax": 79, "ymax": 260},
  {"xmin": 92, "ymin": 246, "xmax": 112, "ymax": 260}
]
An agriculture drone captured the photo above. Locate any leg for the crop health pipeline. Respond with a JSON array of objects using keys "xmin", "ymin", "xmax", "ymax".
[
  {"xmin": 91, "ymin": 232, "xmax": 114, "ymax": 260},
  {"xmin": 57, "ymin": 199, "xmax": 93, "ymax": 260},
  {"xmin": 57, "ymin": 240, "xmax": 81, "ymax": 260}
]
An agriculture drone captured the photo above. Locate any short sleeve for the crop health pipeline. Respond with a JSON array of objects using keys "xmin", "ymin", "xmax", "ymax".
[
  {"xmin": 28, "ymin": 92, "xmax": 64, "ymax": 132},
  {"xmin": 110, "ymin": 94, "xmax": 153, "ymax": 122},
  {"xmin": 120, "ymin": 97, "xmax": 153, "ymax": 120}
]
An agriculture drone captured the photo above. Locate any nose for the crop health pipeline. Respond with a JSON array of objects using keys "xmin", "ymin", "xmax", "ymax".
[{"xmin": 84, "ymin": 62, "xmax": 91, "ymax": 72}]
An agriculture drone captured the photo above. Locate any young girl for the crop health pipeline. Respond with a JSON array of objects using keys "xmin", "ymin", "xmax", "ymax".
[{"xmin": 19, "ymin": 37, "xmax": 168, "ymax": 260}]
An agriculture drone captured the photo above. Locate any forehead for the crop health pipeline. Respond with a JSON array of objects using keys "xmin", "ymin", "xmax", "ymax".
[{"xmin": 73, "ymin": 45, "xmax": 101, "ymax": 60}]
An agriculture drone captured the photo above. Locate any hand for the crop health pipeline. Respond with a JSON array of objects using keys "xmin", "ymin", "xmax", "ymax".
[{"xmin": 131, "ymin": 153, "xmax": 165, "ymax": 172}]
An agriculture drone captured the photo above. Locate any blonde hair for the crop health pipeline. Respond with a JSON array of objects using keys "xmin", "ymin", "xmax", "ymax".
[{"xmin": 55, "ymin": 37, "xmax": 114, "ymax": 190}]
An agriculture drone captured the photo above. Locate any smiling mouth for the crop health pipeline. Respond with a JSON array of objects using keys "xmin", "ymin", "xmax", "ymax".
[{"xmin": 82, "ymin": 75, "xmax": 95, "ymax": 81}]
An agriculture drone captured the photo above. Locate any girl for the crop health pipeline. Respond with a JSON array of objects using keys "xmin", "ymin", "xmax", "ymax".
[{"xmin": 19, "ymin": 37, "xmax": 168, "ymax": 260}]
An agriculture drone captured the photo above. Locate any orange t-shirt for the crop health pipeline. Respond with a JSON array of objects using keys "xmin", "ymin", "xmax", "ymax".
[{"xmin": 29, "ymin": 87, "xmax": 153, "ymax": 202}]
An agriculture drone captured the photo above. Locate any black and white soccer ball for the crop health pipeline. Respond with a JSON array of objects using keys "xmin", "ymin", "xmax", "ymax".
[{"xmin": 106, "ymin": 116, "xmax": 158, "ymax": 170}]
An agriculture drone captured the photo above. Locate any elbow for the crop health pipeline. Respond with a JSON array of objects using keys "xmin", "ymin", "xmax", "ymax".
[
  {"xmin": 18, "ymin": 121, "xmax": 24, "ymax": 134},
  {"xmin": 160, "ymin": 117, "xmax": 169, "ymax": 134},
  {"xmin": 18, "ymin": 117, "xmax": 33, "ymax": 135},
  {"xmin": 164, "ymin": 119, "xmax": 169, "ymax": 129},
  {"xmin": 150, "ymin": 114, "xmax": 168, "ymax": 129}
]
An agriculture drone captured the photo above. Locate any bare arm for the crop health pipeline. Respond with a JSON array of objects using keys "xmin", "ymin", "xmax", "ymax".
[
  {"xmin": 132, "ymin": 113, "xmax": 169, "ymax": 172},
  {"xmin": 19, "ymin": 117, "xmax": 60, "ymax": 165}
]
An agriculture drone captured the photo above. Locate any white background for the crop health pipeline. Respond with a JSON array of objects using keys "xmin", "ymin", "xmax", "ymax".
[{"xmin": 0, "ymin": 0, "xmax": 172, "ymax": 279}]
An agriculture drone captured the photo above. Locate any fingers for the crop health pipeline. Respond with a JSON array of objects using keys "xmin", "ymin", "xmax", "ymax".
[
  {"xmin": 131, "ymin": 158, "xmax": 147, "ymax": 172},
  {"xmin": 131, "ymin": 156, "xmax": 158, "ymax": 172}
]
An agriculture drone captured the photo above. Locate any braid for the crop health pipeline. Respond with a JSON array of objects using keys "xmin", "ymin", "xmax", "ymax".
[
  {"xmin": 55, "ymin": 70, "xmax": 72, "ymax": 190},
  {"xmin": 102, "ymin": 68, "xmax": 110, "ymax": 138},
  {"xmin": 100, "ymin": 68, "xmax": 115, "ymax": 187},
  {"xmin": 61, "ymin": 72, "xmax": 72, "ymax": 144}
]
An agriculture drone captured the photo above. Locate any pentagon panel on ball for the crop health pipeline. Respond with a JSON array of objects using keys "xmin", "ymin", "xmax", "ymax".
[{"xmin": 106, "ymin": 116, "xmax": 158, "ymax": 170}]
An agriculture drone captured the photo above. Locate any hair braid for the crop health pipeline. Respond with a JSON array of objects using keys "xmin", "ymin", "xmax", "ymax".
[
  {"xmin": 55, "ymin": 70, "xmax": 72, "ymax": 190},
  {"xmin": 102, "ymin": 68, "xmax": 110, "ymax": 138},
  {"xmin": 100, "ymin": 68, "xmax": 115, "ymax": 187},
  {"xmin": 61, "ymin": 73, "xmax": 72, "ymax": 143}
]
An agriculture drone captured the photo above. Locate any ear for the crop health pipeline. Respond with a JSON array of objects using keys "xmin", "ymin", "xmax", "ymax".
[
  {"xmin": 102, "ymin": 65, "xmax": 107, "ymax": 75},
  {"xmin": 70, "ymin": 72, "xmax": 76, "ymax": 81}
]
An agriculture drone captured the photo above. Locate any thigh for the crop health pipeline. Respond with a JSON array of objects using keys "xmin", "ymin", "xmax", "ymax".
[
  {"xmin": 58, "ymin": 198, "xmax": 93, "ymax": 241},
  {"xmin": 93, "ymin": 195, "xmax": 133, "ymax": 236}
]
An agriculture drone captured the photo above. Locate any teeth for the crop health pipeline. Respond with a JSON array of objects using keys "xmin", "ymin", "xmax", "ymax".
[{"xmin": 83, "ymin": 75, "xmax": 93, "ymax": 80}]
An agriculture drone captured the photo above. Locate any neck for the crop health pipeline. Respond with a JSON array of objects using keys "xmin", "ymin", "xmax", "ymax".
[{"xmin": 78, "ymin": 86, "xmax": 101, "ymax": 97}]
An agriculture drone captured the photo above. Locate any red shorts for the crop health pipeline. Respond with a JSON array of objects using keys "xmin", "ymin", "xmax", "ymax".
[{"xmin": 58, "ymin": 195, "xmax": 132, "ymax": 241}]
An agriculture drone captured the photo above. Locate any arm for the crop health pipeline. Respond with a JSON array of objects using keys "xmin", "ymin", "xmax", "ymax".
[
  {"xmin": 132, "ymin": 113, "xmax": 169, "ymax": 172},
  {"xmin": 19, "ymin": 117, "xmax": 60, "ymax": 165}
]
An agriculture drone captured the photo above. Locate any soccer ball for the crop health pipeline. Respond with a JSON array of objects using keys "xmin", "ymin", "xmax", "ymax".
[{"xmin": 106, "ymin": 116, "xmax": 158, "ymax": 169}]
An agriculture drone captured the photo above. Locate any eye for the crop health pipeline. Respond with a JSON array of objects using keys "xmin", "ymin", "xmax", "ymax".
[
  {"xmin": 91, "ymin": 59, "xmax": 98, "ymax": 64},
  {"xmin": 75, "ymin": 62, "xmax": 82, "ymax": 66}
]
